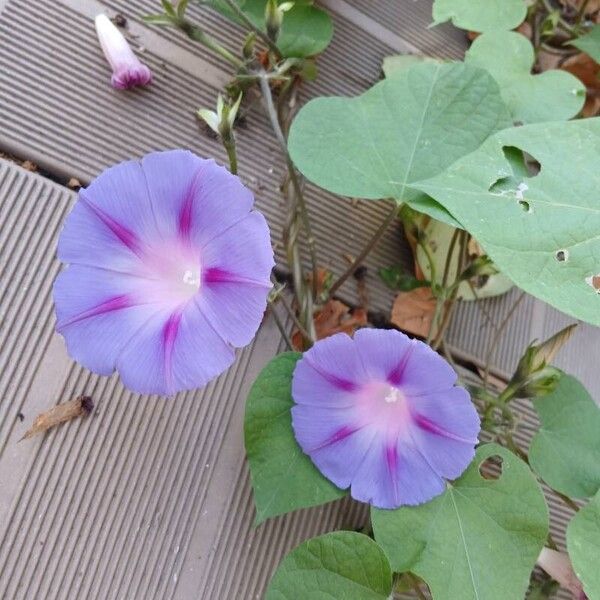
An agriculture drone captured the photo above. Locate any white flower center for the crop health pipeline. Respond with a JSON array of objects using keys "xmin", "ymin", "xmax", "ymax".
[
  {"xmin": 384, "ymin": 387, "xmax": 402, "ymax": 403},
  {"xmin": 182, "ymin": 269, "xmax": 201, "ymax": 289}
]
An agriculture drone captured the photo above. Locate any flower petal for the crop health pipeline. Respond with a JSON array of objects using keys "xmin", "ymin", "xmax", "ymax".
[
  {"xmin": 292, "ymin": 403, "xmax": 375, "ymax": 490},
  {"xmin": 408, "ymin": 387, "xmax": 480, "ymax": 480},
  {"xmin": 116, "ymin": 298, "xmax": 235, "ymax": 395},
  {"xmin": 53, "ymin": 265, "xmax": 162, "ymax": 375},
  {"xmin": 201, "ymin": 212, "xmax": 274, "ymax": 284},
  {"xmin": 350, "ymin": 438, "xmax": 446, "ymax": 508},
  {"xmin": 354, "ymin": 328, "xmax": 413, "ymax": 384},
  {"xmin": 400, "ymin": 340, "xmax": 458, "ymax": 395},
  {"xmin": 140, "ymin": 152, "xmax": 255, "ymax": 245}
]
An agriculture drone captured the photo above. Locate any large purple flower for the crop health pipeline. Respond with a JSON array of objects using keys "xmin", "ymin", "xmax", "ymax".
[
  {"xmin": 54, "ymin": 150, "xmax": 274, "ymax": 396},
  {"xmin": 291, "ymin": 329, "xmax": 480, "ymax": 509}
]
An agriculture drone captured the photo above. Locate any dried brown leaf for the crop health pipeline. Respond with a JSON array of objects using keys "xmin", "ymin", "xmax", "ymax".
[
  {"xmin": 561, "ymin": 52, "xmax": 600, "ymax": 116},
  {"xmin": 291, "ymin": 299, "xmax": 367, "ymax": 350},
  {"xmin": 390, "ymin": 287, "xmax": 436, "ymax": 339},
  {"xmin": 21, "ymin": 395, "xmax": 93, "ymax": 440}
]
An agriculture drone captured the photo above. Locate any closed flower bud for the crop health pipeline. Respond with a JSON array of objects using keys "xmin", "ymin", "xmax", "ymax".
[
  {"xmin": 265, "ymin": 0, "xmax": 294, "ymax": 42},
  {"xmin": 198, "ymin": 94, "xmax": 242, "ymax": 143},
  {"xmin": 95, "ymin": 14, "xmax": 152, "ymax": 90}
]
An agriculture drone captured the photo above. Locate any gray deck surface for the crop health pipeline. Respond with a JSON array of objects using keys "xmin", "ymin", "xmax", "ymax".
[{"xmin": 0, "ymin": 0, "xmax": 594, "ymax": 598}]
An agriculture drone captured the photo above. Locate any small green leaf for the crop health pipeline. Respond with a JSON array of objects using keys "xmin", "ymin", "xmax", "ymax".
[
  {"xmin": 203, "ymin": 0, "xmax": 333, "ymax": 57},
  {"xmin": 244, "ymin": 352, "xmax": 345, "ymax": 524},
  {"xmin": 567, "ymin": 489, "xmax": 600, "ymax": 599},
  {"xmin": 382, "ymin": 54, "xmax": 441, "ymax": 77},
  {"xmin": 432, "ymin": 0, "xmax": 527, "ymax": 32},
  {"xmin": 265, "ymin": 531, "xmax": 393, "ymax": 600},
  {"xmin": 288, "ymin": 62, "xmax": 511, "ymax": 225},
  {"xmin": 466, "ymin": 31, "xmax": 585, "ymax": 124},
  {"xmin": 412, "ymin": 118, "xmax": 600, "ymax": 327},
  {"xmin": 570, "ymin": 24, "xmax": 600, "ymax": 64},
  {"xmin": 371, "ymin": 444, "xmax": 548, "ymax": 600},
  {"xmin": 529, "ymin": 374, "xmax": 600, "ymax": 499},
  {"xmin": 378, "ymin": 265, "xmax": 429, "ymax": 291}
]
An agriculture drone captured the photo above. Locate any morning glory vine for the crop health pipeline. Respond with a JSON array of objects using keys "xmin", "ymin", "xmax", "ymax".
[{"xmin": 54, "ymin": 0, "xmax": 600, "ymax": 598}]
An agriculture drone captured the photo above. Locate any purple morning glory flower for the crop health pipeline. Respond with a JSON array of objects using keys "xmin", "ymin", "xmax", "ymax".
[
  {"xmin": 95, "ymin": 14, "xmax": 152, "ymax": 89},
  {"xmin": 54, "ymin": 150, "xmax": 274, "ymax": 396},
  {"xmin": 291, "ymin": 329, "xmax": 480, "ymax": 509}
]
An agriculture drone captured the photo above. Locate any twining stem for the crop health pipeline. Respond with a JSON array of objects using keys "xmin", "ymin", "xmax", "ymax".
[
  {"xmin": 259, "ymin": 74, "xmax": 320, "ymax": 301},
  {"xmin": 223, "ymin": 0, "xmax": 282, "ymax": 57},
  {"xmin": 482, "ymin": 291, "xmax": 527, "ymax": 390},
  {"xmin": 271, "ymin": 276, "xmax": 313, "ymax": 342},
  {"xmin": 327, "ymin": 202, "xmax": 400, "ymax": 299},
  {"xmin": 178, "ymin": 21, "xmax": 245, "ymax": 69},
  {"xmin": 268, "ymin": 299, "xmax": 293, "ymax": 350}
]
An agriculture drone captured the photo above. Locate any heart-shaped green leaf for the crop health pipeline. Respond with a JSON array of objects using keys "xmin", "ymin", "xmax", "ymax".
[
  {"xmin": 432, "ymin": 0, "xmax": 527, "ymax": 32},
  {"xmin": 245, "ymin": 352, "xmax": 345, "ymax": 524},
  {"xmin": 371, "ymin": 444, "xmax": 548, "ymax": 600},
  {"xmin": 382, "ymin": 54, "xmax": 441, "ymax": 77},
  {"xmin": 466, "ymin": 31, "xmax": 585, "ymax": 124},
  {"xmin": 570, "ymin": 24, "xmax": 600, "ymax": 64},
  {"xmin": 529, "ymin": 374, "xmax": 600, "ymax": 499},
  {"xmin": 567, "ymin": 490, "xmax": 600, "ymax": 599},
  {"xmin": 288, "ymin": 62, "xmax": 511, "ymax": 225},
  {"xmin": 413, "ymin": 118, "xmax": 600, "ymax": 327},
  {"xmin": 203, "ymin": 0, "xmax": 332, "ymax": 57},
  {"xmin": 265, "ymin": 531, "xmax": 393, "ymax": 600}
]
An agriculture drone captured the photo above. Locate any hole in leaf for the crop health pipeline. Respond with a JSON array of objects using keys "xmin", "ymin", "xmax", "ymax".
[
  {"xmin": 478, "ymin": 455, "xmax": 503, "ymax": 480},
  {"xmin": 555, "ymin": 249, "xmax": 569, "ymax": 262},
  {"xmin": 488, "ymin": 146, "xmax": 540, "ymax": 196},
  {"xmin": 585, "ymin": 274, "xmax": 600, "ymax": 293},
  {"xmin": 518, "ymin": 200, "xmax": 530, "ymax": 212}
]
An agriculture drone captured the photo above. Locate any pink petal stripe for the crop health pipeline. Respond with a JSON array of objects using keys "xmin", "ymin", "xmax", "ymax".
[
  {"xmin": 310, "ymin": 424, "xmax": 362, "ymax": 452},
  {"xmin": 58, "ymin": 294, "xmax": 134, "ymax": 329},
  {"xmin": 80, "ymin": 195, "xmax": 143, "ymax": 257},
  {"xmin": 305, "ymin": 357, "xmax": 359, "ymax": 393},
  {"xmin": 162, "ymin": 311, "xmax": 182, "ymax": 392},
  {"xmin": 413, "ymin": 413, "xmax": 477, "ymax": 444},
  {"xmin": 202, "ymin": 267, "xmax": 271, "ymax": 287},
  {"xmin": 387, "ymin": 341, "xmax": 414, "ymax": 386},
  {"xmin": 178, "ymin": 167, "xmax": 203, "ymax": 240}
]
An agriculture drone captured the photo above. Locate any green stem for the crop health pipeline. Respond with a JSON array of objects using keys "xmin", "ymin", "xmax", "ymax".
[
  {"xmin": 268, "ymin": 299, "xmax": 293, "ymax": 350},
  {"xmin": 224, "ymin": 139, "xmax": 238, "ymax": 174},
  {"xmin": 179, "ymin": 21, "xmax": 245, "ymax": 69},
  {"xmin": 327, "ymin": 202, "xmax": 400, "ymax": 299},
  {"xmin": 259, "ymin": 74, "xmax": 320, "ymax": 302},
  {"xmin": 223, "ymin": 0, "xmax": 282, "ymax": 58}
]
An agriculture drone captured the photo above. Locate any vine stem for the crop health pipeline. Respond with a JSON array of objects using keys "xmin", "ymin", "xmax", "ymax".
[
  {"xmin": 258, "ymin": 74, "xmax": 320, "ymax": 301},
  {"xmin": 268, "ymin": 299, "xmax": 293, "ymax": 350},
  {"xmin": 223, "ymin": 0, "xmax": 282, "ymax": 57},
  {"xmin": 327, "ymin": 202, "xmax": 400, "ymax": 299},
  {"xmin": 178, "ymin": 21, "xmax": 244, "ymax": 69},
  {"xmin": 224, "ymin": 139, "xmax": 238, "ymax": 174},
  {"xmin": 482, "ymin": 291, "xmax": 527, "ymax": 390}
]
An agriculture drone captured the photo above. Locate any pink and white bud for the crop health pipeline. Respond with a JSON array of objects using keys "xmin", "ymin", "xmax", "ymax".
[
  {"xmin": 537, "ymin": 548, "xmax": 587, "ymax": 599},
  {"xmin": 94, "ymin": 14, "xmax": 152, "ymax": 90}
]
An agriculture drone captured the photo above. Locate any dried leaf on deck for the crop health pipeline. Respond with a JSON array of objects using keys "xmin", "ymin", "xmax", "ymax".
[
  {"xmin": 390, "ymin": 287, "xmax": 436, "ymax": 339},
  {"xmin": 20, "ymin": 395, "xmax": 94, "ymax": 441},
  {"xmin": 562, "ymin": 53, "xmax": 600, "ymax": 116},
  {"xmin": 292, "ymin": 300, "xmax": 367, "ymax": 350}
]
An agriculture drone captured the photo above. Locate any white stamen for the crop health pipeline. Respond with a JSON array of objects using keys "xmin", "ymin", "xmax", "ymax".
[
  {"xmin": 183, "ymin": 269, "xmax": 200, "ymax": 288},
  {"xmin": 384, "ymin": 388, "xmax": 401, "ymax": 403}
]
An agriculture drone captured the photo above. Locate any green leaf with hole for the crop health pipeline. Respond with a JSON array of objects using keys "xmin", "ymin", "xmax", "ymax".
[
  {"xmin": 567, "ymin": 490, "xmax": 600, "ymax": 599},
  {"xmin": 432, "ymin": 0, "xmax": 527, "ymax": 32},
  {"xmin": 371, "ymin": 444, "xmax": 548, "ymax": 600},
  {"xmin": 245, "ymin": 352, "xmax": 345, "ymax": 524},
  {"xmin": 265, "ymin": 531, "xmax": 393, "ymax": 599},
  {"xmin": 466, "ymin": 31, "xmax": 585, "ymax": 124},
  {"xmin": 288, "ymin": 62, "xmax": 511, "ymax": 226},
  {"xmin": 412, "ymin": 118, "xmax": 600, "ymax": 327},
  {"xmin": 203, "ymin": 0, "xmax": 332, "ymax": 57},
  {"xmin": 529, "ymin": 374, "xmax": 600, "ymax": 499},
  {"xmin": 570, "ymin": 24, "xmax": 600, "ymax": 64}
]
